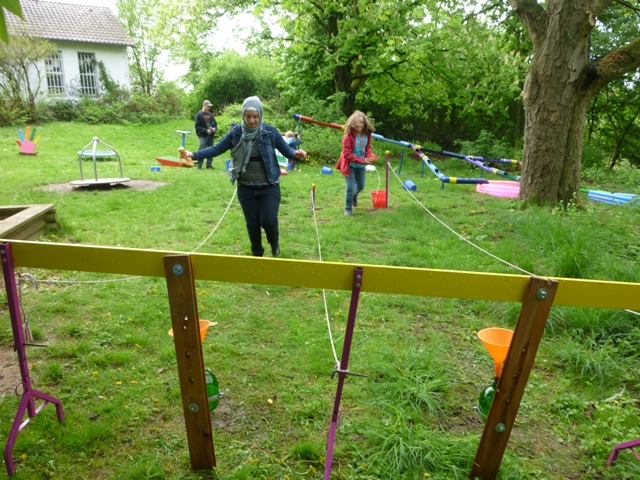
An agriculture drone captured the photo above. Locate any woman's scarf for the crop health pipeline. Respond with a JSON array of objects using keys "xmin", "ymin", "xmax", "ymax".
[{"xmin": 230, "ymin": 96, "xmax": 263, "ymax": 183}]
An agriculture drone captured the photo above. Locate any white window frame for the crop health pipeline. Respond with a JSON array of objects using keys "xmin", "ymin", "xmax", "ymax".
[
  {"xmin": 45, "ymin": 51, "xmax": 65, "ymax": 94},
  {"xmin": 78, "ymin": 52, "xmax": 98, "ymax": 96}
]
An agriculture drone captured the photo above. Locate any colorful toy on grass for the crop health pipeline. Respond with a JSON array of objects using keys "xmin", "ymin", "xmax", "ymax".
[
  {"xmin": 168, "ymin": 319, "xmax": 223, "ymax": 410},
  {"xmin": 419, "ymin": 148, "xmax": 522, "ymax": 181},
  {"xmin": 156, "ymin": 146, "xmax": 194, "ymax": 168},
  {"xmin": 581, "ymin": 188, "xmax": 638, "ymax": 206},
  {"xmin": 476, "ymin": 328, "xmax": 513, "ymax": 421},
  {"xmin": 16, "ymin": 126, "xmax": 40, "ymax": 155},
  {"xmin": 293, "ymin": 113, "xmax": 489, "ymax": 187},
  {"xmin": 476, "ymin": 180, "xmax": 520, "ymax": 198},
  {"xmin": 475, "ymin": 181, "xmax": 639, "ymax": 205}
]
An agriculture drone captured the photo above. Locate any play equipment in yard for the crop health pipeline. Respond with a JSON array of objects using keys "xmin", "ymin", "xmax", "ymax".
[
  {"xmin": 16, "ymin": 126, "xmax": 39, "ymax": 155},
  {"xmin": 370, "ymin": 190, "xmax": 386, "ymax": 209},
  {"xmin": 175, "ymin": 130, "xmax": 191, "ymax": 147},
  {"xmin": 293, "ymin": 113, "xmax": 489, "ymax": 187},
  {"xmin": 581, "ymin": 188, "xmax": 638, "ymax": 206},
  {"xmin": 476, "ymin": 328, "xmax": 514, "ymax": 422},
  {"xmin": 478, "ymin": 328, "xmax": 514, "ymax": 377},
  {"xmin": 168, "ymin": 319, "xmax": 217, "ymax": 342},
  {"xmin": 1, "ymin": 246, "xmax": 64, "ymax": 476},
  {"xmin": 2, "ymin": 240, "xmax": 638, "ymax": 478},
  {"xmin": 168, "ymin": 319, "xmax": 223, "ymax": 411},
  {"xmin": 71, "ymin": 137, "xmax": 130, "ymax": 187},
  {"xmin": 403, "ymin": 179, "xmax": 417, "ymax": 191},
  {"xmin": 476, "ymin": 180, "xmax": 520, "ymax": 198},
  {"xmin": 156, "ymin": 146, "xmax": 194, "ymax": 168},
  {"xmin": 607, "ymin": 438, "xmax": 640, "ymax": 467}
]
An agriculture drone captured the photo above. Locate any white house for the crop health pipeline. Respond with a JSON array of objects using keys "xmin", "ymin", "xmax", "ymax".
[{"xmin": 6, "ymin": 0, "xmax": 133, "ymax": 97}]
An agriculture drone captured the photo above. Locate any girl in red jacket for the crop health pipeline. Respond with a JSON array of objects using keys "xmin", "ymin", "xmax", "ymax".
[{"xmin": 336, "ymin": 111, "xmax": 379, "ymax": 215}]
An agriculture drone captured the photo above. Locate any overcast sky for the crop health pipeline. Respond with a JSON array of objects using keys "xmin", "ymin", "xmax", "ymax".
[{"xmin": 43, "ymin": 0, "xmax": 258, "ymax": 81}]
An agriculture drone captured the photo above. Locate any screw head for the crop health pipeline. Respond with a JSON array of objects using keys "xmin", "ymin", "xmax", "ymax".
[
  {"xmin": 495, "ymin": 423, "xmax": 506, "ymax": 433},
  {"xmin": 536, "ymin": 288, "xmax": 548, "ymax": 300},
  {"xmin": 172, "ymin": 264, "xmax": 184, "ymax": 275},
  {"xmin": 189, "ymin": 403, "xmax": 199, "ymax": 412}
]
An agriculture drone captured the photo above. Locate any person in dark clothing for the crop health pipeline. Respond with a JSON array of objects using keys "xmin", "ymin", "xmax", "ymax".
[
  {"xmin": 184, "ymin": 96, "xmax": 307, "ymax": 257},
  {"xmin": 194, "ymin": 100, "xmax": 218, "ymax": 169}
]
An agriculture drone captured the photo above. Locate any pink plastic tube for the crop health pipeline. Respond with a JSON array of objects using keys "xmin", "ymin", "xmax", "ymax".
[{"xmin": 476, "ymin": 180, "xmax": 520, "ymax": 198}]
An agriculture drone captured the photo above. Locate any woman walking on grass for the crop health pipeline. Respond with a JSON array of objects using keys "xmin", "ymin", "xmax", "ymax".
[{"xmin": 185, "ymin": 96, "xmax": 307, "ymax": 257}]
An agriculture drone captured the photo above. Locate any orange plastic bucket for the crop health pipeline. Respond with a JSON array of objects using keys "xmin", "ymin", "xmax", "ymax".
[
  {"xmin": 370, "ymin": 190, "xmax": 386, "ymax": 209},
  {"xmin": 168, "ymin": 319, "xmax": 218, "ymax": 342}
]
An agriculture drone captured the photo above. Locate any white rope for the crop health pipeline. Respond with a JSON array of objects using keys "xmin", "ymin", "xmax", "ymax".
[
  {"xmin": 310, "ymin": 186, "xmax": 340, "ymax": 370},
  {"xmin": 192, "ymin": 188, "xmax": 238, "ymax": 253},
  {"xmin": 389, "ymin": 164, "xmax": 537, "ymax": 277},
  {"xmin": 37, "ymin": 188, "xmax": 239, "ymax": 286},
  {"xmin": 625, "ymin": 309, "xmax": 640, "ymax": 316}
]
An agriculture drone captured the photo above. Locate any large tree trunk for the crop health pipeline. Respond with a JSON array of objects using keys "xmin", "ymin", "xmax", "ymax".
[
  {"xmin": 517, "ymin": 6, "xmax": 593, "ymax": 206},
  {"xmin": 510, "ymin": 0, "xmax": 640, "ymax": 207}
]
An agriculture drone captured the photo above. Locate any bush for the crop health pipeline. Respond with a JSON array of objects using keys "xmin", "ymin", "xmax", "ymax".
[
  {"xmin": 188, "ymin": 51, "xmax": 278, "ymax": 114},
  {"xmin": 454, "ymin": 130, "xmax": 522, "ymax": 160},
  {"xmin": 153, "ymin": 82, "xmax": 185, "ymax": 118},
  {"xmin": 581, "ymin": 140, "xmax": 609, "ymax": 170},
  {"xmin": 0, "ymin": 96, "xmax": 29, "ymax": 126},
  {"xmin": 40, "ymin": 90, "xmax": 185, "ymax": 125}
]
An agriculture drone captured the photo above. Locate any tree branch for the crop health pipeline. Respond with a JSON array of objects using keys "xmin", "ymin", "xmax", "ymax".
[
  {"xmin": 507, "ymin": 0, "xmax": 547, "ymax": 47},
  {"xmin": 588, "ymin": 35, "xmax": 640, "ymax": 93}
]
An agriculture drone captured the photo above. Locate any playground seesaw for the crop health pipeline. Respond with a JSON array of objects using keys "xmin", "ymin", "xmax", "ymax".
[
  {"xmin": 292, "ymin": 114, "xmax": 489, "ymax": 185},
  {"xmin": 2, "ymin": 239, "xmax": 639, "ymax": 478}
]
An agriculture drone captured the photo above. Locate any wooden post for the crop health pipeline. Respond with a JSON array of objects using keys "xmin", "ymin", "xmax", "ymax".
[
  {"xmin": 164, "ymin": 254, "xmax": 216, "ymax": 470},
  {"xmin": 469, "ymin": 276, "xmax": 558, "ymax": 479}
]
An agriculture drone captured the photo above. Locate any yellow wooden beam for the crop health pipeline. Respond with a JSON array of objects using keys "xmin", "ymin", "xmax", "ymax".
[{"xmin": 3, "ymin": 240, "xmax": 639, "ymax": 310}]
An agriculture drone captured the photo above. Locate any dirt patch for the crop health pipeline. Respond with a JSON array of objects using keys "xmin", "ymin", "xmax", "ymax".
[
  {"xmin": 39, "ymin": 180, "xmax": 168, "ymax": 194},
  {"xmin": 0, "ymin": 345, "xmax": 21, "ymax": 399}
]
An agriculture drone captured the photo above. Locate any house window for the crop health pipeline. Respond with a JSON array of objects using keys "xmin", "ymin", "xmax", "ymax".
[
  {"xmin": 78, "ymin": 52, "xmax": 98, "ymax": 96},
  {"xmin": 45, "ymin": 51, "xmax": 65, "ymax": 94}
]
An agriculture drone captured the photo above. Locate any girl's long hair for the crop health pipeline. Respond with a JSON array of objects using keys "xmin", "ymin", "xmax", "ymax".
[{"xmin": 344, "ymin": 110, "xmax": 375, "ymax": 135}]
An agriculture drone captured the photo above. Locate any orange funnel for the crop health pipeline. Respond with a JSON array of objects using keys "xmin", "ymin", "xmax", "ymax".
[
  {"xmin": 169, "ymin": 319, "xmax": 218, "ymax": 342},
  {"xmin": 478, "ymin": 327, "xmax": 513, "ymax": 377}
]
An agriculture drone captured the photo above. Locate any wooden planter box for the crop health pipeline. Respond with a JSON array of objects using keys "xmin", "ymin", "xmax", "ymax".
[{"xmin": 0, "ymin": 205, "xmax": 57, "ymax": 240}]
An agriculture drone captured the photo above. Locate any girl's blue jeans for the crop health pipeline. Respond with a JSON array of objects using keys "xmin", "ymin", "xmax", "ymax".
[{"xmin": 344, "ymin": 166, "xmax": 366, "ymax": 211}]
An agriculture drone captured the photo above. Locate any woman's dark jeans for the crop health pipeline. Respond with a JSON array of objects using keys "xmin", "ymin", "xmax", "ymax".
[{"xmin": 237, "ymin": 184, "xmax": 281, "ymax": 256}]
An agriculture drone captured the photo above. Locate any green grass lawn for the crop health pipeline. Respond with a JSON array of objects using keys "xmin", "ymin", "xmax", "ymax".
[{"xmin": 1, "ymin": 120, "xmax": 639, "ymax": 479}]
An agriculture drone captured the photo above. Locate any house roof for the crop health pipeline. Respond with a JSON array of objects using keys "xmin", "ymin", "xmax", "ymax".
[{"xmin": 6, "ymin": 0, "xmax": 133, "ymax": 46}]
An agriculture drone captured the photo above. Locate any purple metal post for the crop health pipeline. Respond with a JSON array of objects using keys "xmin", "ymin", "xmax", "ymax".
[
  {"xmin": 384, "ymin": 152, "xmax": 389, "ymax": 208},
  {"xmin": 606, "ymin": 438, "xmax": 640, "ymax": 467},
  {"xmin": 323, "ymin": 267, "xmax": 364, "ymax": 480},
  {"xmin": 1, "ymin": 243, "xmax": 64, "ymax": 476}
]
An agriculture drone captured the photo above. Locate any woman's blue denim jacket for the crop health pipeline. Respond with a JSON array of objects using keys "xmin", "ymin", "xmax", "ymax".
[{"xmin": 192, "ymin": 124, "xmax": 298, "ymax": 185}]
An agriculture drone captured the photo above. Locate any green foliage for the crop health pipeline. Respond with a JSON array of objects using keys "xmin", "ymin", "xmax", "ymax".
[
  {"xmin": 0, "ymin": 0, "xmax": 24, "ymax": 43},
  {"xmin": 0, "ymin": 92, "xmax": 28, "ymax": 126},
  {"xmin": 0, "ymin": 34, "xmax": 56, "ymax": 121},
  {"xmin": 188, "ymin": 51, "xmax": 278, "ymax": 113},
  {"xmin": 43, "ymin": 85, "xmax": 185, "ymax": 124},
  {"xmin": 582, "ymin": 159, "xmax": 640, "ymax": 193},
  {"xmin": 455, "ymin": 130, "xmax": 522, "ymax": 160},
  {"xmin": 116, "ymin": 0, "xmax": 164, "ymax": 95}
]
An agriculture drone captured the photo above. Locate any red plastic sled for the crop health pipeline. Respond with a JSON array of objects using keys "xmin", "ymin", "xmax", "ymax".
[{"xmin": 156, "ymin": 156, "xmax": 181, "ymax": 167}]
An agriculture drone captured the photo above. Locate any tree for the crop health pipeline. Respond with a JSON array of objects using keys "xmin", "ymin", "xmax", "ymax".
[
  {"xmin": 0, "ymin": 0, "xmax": 22, "ymax": 43},
  {"xmin": 0, "ymin": 33, "xmax": 55, "ymax": 118},
  {"xmin": 116, "ymin": 0, "xmax": 163, "ymax": 95},
  {"xmin": 188, "ymin": 50, "xmax": 278, "ymax": 112},
  {"xmin": 508, "ymin": 0, "xmax": 640, "ymax": 206}
]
